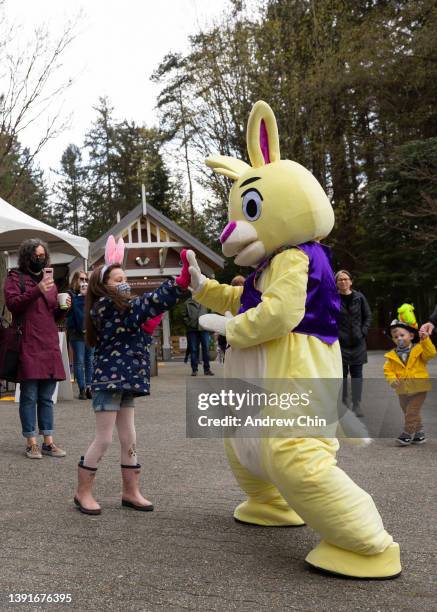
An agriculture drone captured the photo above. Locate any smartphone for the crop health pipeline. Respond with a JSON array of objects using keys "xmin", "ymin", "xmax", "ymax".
[{"xmin": 43, "ymin": 267, "xmax": 54, "ymax": 278}]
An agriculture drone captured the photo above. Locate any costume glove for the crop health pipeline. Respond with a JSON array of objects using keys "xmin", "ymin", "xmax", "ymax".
[
  {"xmin": 186, "ymin": 250, "xmax": 206, "ymax": 293},
  {"xmin": 199, "ymin": 311, "xmax": 233, "ymax": 336}
]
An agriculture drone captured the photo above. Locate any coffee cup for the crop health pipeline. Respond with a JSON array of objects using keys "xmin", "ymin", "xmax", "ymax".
[{"xmin": 58, "ymin": 292, "xmax": 69, "ymax": 310}]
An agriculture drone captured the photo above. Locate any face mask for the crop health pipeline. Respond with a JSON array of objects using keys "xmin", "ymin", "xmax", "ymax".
[
  {"xmin": 116, "ymin": 282, "xmax": 131, "ymax": 296},
  {"xmin": 397, "ymin": 338, "xmax": 405, "ymax": 348},
  {"xmin": 29, "ymin": 258, "xmax": 46, "ymax": 273}
]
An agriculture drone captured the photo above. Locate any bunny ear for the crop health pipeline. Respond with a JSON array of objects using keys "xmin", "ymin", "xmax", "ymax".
[
  {"xmin": 206, "ymin": 155, "xmax": 250, "ymax": 181},
  {"xmin": 104, "ymin": 235, "xmax": 117, "ymax": 265},
  {"xmin": 115, "ymin": 237, "xmax": 125, "ymax": 264},
  {"xmin": 246, "ymin": 101, "xmax": 280, "ymax": 168}
]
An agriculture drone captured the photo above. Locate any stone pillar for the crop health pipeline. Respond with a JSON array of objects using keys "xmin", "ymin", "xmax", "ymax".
[{"xmin": 162, "ymin": 311, "xmax": 172, "ymax": 361}]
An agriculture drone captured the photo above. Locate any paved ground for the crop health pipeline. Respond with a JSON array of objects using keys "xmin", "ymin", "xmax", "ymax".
[{"xmin": 0, "ymin": 352, "xmax": 436, "ymax": 611}]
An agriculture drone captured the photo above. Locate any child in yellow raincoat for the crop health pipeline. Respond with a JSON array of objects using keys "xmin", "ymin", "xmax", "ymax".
[{"xmin": 384, "ymin": 319, "xmax": 436, "ymax": 445}]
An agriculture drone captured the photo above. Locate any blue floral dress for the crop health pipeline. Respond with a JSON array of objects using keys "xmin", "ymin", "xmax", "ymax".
[{"xmin": 91, "ymin": 279, "xmax": 185, "ymax": 395}]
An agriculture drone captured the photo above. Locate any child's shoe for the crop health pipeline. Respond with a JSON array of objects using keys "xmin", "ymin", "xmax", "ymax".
[
  {"xmin": 412, "ymin": 431, "xmax": 426, "ymax": 444},
  {"xmin": 396, "ymin": 432, "xmax": 412, "ymax": 446}
]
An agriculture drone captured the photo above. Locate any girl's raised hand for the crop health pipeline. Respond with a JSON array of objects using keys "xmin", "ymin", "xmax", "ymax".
[{"xmin": 175, "ymin": 249, "xmax": 191, "ymax": 289}]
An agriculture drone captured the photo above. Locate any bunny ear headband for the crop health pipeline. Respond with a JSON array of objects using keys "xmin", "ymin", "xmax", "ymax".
[{"xmin": 100, "ymin": 235, "xmax": 125, "ymax": 281}]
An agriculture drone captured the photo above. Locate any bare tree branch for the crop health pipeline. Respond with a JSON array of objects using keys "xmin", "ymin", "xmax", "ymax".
[{"xmin": 0, "ymin": 9, "xmax": 79, "ymax": 191}]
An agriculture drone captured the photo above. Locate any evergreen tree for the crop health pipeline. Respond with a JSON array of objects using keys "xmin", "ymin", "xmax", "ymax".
[
  {"xmin": 111, "ymin": 122, "xmax": 178, "ymax": 220},
  {"xmin": 81, "ymin": 99, "xmax": 182, "ymax": 240},
  {"xmin": 52, "ymin": 144, "xmax": 86, "ymax": 235},
  {"xmin": 0, "ymin": 134, "xmax": 50, "ymax": 224},
  {"xmin": 82, "ymin": 97, "xmax": 117, "ymax": 240}
]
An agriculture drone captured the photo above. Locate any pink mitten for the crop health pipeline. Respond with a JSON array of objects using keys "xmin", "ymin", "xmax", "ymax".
[
  {"xmin": 141, "ymin": 313, "xmax": 164, "ymax": 335},
  {"xmin": 175, "ymin": 249, "xmax": 190, "ymax": 289}
]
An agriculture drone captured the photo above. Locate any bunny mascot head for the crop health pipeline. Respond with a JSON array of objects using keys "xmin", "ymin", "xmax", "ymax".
[
  {"xmin": 188, "ymin": 101, "xmax": 401, "ymax": 580},
  {"xmin": 207, "ymin": 101, "xmax": 334, "ymax": 266}
]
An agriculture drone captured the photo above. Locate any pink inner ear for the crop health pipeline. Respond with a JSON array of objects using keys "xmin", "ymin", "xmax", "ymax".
[
  {"xmin": 260, "ymin": 119, "xmax": 270, "ymax": 164},
  {"xmin": 105, "ymin": 235, "xmax": 116, "ymax": 265},
  {"xmin": 116, "ymin": 238, "xmax": 125, "ymax": 264}
]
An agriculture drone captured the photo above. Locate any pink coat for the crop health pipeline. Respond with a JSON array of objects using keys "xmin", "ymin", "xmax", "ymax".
[{"xmin": 4, "ymin": 270, "xmax": 66, "ymax": 381}]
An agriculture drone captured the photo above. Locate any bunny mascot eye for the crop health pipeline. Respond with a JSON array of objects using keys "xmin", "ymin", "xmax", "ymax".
[{"xmin": 242, "ymin": 189, "xmax": 262, "ymax": 221}]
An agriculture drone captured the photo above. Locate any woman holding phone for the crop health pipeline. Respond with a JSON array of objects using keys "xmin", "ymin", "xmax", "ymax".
[
  {"xmin": 4, "ymin": 238, "xmax": 71, "ymax": 459},
  {"xmin": 68, "ymin": 271, "xmax": 94, "ymax": 400}
]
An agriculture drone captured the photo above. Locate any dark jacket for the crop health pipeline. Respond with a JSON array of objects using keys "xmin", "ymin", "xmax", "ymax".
[
  {"xmin": 183, "ymin": 298, "xmax": 208, "ymax": 331},
  {"xmin": 91, "ymin": 278, "xmax": 184, "ymax": 395},
  {"xmin": 338, "ymin": 290, "xmax": 372, "ymax": 365},
  {"xmin": 4, "ymin": 269, "xmax": 66, "ymax": 381},
  {"xmin": 429, "ymin": 305, "xmax": 437, "ymax": 328},
  {"xmin": 67, "ymin": 293, "xmax": 86, "ymax": 340}
]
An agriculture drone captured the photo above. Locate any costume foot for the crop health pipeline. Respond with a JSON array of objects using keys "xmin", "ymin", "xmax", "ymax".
[
  {"xmin": 234, "ymin": 499, "xmax": 305, "ymax": 527},
  {"xmin": 305, "ymin": 540, "xmax": 401, "ymax": 579}
]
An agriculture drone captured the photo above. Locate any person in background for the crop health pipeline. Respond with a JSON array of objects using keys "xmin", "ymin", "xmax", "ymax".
[
  {"xmin": 183, "ymin": 297, "xmax": 214, "ymax": 376},
  {"xmin": 68, "ymin": 271, "xmax": 94, "ymax": 400},
  {"xmin": 217, "ymin": 275, "xmax": 245, "ymax": 362},
  {"xmin": 335, "ymin": 270, "xmax": 372, "ymax": 417},
  {"xmin": 384, "ymin": 320, "xmax": 436, "ymax": 445},
  {"xmin": 4, "ymin": 238, "xmax": 70, "ymax": 459}
]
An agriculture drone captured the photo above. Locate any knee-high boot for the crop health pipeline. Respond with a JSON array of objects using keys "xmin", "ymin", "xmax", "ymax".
[
  {"xmin": 121, "ymin": 464, "xmax": 154, "ymax": 512},
  {"xmin": 74, "ymin": 457, "xmax": 101, "ymax": 515}
]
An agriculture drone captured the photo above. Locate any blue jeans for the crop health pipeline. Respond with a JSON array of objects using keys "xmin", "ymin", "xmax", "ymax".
[
  {"xmin": 19, "ymin": 379, "xmax": 57, "ymax": 438},
  {"xmin": 342, "ymin": 363, "xmax": 363, "ymax": 405},
  {"xmin": 187, "ymin": 330, "xmax": 211, "ymax": 373},
  {"xmin": 70, "ymin": 339, "xmax": 94, "ymax": 390}
]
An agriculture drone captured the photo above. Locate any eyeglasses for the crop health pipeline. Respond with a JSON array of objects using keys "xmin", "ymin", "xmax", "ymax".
[
  {"xmin": 79, "ymin": 277, "xmax": 88, "ymax": 281},
  {"xmin": 32, "ymin": 254, "xmax": 46, "ymax": 261}
]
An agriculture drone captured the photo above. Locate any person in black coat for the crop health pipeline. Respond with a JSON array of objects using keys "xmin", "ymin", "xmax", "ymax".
[{"xmin": 335, "ymin": 270, "xmax": 372, "ymax": 416}]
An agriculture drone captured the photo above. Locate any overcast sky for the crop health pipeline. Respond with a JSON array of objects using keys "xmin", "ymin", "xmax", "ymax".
[{"xmin": 5, "ymin": 0, "xmax": 231, "ymax": 176}]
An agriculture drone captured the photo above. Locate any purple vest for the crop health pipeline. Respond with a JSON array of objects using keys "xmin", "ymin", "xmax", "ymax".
[{"xmin": 238, "ymin": 242, "xmax": 339, "ymax": 345}]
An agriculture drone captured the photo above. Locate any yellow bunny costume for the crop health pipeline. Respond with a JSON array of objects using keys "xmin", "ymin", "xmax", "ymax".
[{"xmin": 191, "ymin": 101, "xmax": 400, "ymax": 578}]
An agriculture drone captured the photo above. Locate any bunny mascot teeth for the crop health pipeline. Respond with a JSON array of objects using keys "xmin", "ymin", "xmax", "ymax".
[{"xmin": 187, "ymin": 101, "xmax": 401, "ymax": 579}]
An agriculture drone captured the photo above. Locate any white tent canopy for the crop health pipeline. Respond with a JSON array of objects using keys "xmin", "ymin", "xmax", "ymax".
[{"xmin": 0, "ymin": 196, "xmax": 89, "ymax": 261}]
